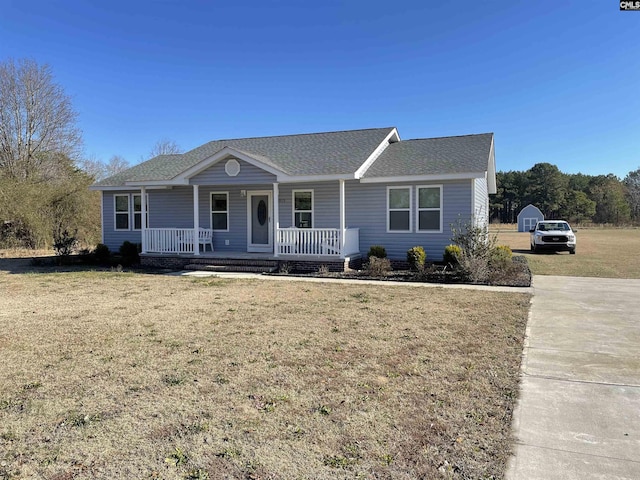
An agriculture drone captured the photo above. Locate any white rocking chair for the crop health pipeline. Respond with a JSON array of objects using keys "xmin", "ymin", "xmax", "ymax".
[{"xmin": 198, "ymin": 228, "xmax": 214, "ymax": 252}]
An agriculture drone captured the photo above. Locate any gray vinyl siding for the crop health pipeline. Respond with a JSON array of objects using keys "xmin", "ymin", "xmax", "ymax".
[
  {"xmin": 200, "ymin": 185, "xmax": 273, "ymax": 251},
  {"xmin": 346, "ymin": 180, "xmax": 473, "ymax": 261},
  {"xmin": 474, "ymin": 177, "xmax": 489, "ymax": 226},
  {"xmin": 150, "ymin": 185, "xmax": 273, "ymax": 252},
  {"xmin": 103, "ymin": 178, "xmax": 479, "ymax": 260},
  {"xmin": 149, "ymin": 187, "xmax": 194, "ymax": 229},
  {"xmin": 101, "ymin": 191, "xmax": 143, "ymax": 250},
  {"xmin": 189, "ymin": 158, "xmax": 276, "ymax": 185},
  {"xmin": 277, "ymin": 181, "xmax": 341, "ymax": 228}
]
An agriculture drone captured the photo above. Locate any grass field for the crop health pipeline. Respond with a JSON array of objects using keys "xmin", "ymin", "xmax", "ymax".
[
  {"xmin": 493, "ymin": 226, "xmax": 640, "ymax": 279},
  {"xmin": 0, "ymin": 266, "xmax": 530, "ymax": 479}
]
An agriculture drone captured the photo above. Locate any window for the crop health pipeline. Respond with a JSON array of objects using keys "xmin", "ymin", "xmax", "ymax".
[
  {"xmin": 211, "ymin": 192, "xmax": 229, "ymax": 231},
  {"xmin": 387, "ymin": 187, "xmax": 411, "ymax": 232},
  {"xmin": 114, "ymin": 194, "xmax": 130, "ymax": 230},
  {"xmin": 417, "ymin": 186, "xmax": 442, "ymax": 232},
  {"xmin": 132, "ymin": 194, "xmax": 149, "ymax": 230},
  {"xmin": 293, "ymin": 190, "xmax": 313, "ymax": 228}
]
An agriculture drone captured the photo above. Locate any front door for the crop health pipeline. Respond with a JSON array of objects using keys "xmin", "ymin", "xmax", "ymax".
[{"xmin": 247, "ymin": 191, "xmax": 272, "ymax": 252}]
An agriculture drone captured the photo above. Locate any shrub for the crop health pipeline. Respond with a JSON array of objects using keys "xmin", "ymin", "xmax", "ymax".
[
  {"xmin": 317, "ymin": 264, "xmax": 330, "ymax": 276},
  {"xmin": 406, "ymin": 246, "xmax": 426, "ymax": 271},
  {"xmin": 119, "ymin": 241, "xmax": 140, "ymax": 266},
  {"xmin": 366, "ymin": 256, "xmax": 391, "ymax": 276},
  {"xmin": 94, "ymin": 243, "xmax": 111, "ymax": 264},
  {"xmin": 443, "ymin": 244, "xmax": 461, "ymax": 266},
  {"xmin": 490, "ymin": 244, "xmax": 513, "ymax": 270},
  {"xmin": 450, "ymin": 219, "xmax": 498, "ymax": 284},
  {"xmin": 367, "ymin": 245, "xmax": 387, "ymax": 259},
  {"xmin": 53, "ymin": 228, "xmax": 78, "ymax": 257}
]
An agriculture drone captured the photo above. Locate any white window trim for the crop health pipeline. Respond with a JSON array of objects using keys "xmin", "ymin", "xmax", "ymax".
[
  {"xmin": 210, "ymin": 191, "xmax": 230, "ymax": 232},
  {"xmin": 292, "ymin": 189, "xmax": 314, "ymax": 228},
  {"xmin": 132, "ymin": 193, "xmax": 149, "ymax": 231},
  {"xmin": 417, "ymin": 185, "xmax": 443, "ymax": 233},
  {"xmin": 386, "ymin": 186, "xmax": 412, "ymax": 233},
  {"xmin": 114, "ymin": 194, "xmax": 131, "ymax": 231}
]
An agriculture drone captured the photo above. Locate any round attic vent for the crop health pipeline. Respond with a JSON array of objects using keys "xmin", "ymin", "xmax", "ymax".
[{"xmin": 225, "ymin": 159, "xmax": 240, "ymax": 177}]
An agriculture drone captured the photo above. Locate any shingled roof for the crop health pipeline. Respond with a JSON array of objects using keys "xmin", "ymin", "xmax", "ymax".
[
  {"xmin": 93, "ymin": 127, "xmax": 396, "ymax": 187},
  {"xmin": 361, "ymin": 133, "xmax": 494, "ymax": 178},
  {"xmin": 92, "ymin": 128, "xmax": 495, "ymax": 188}
]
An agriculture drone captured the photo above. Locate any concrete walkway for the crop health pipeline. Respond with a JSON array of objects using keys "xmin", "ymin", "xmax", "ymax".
[
  {"xmin": 507, "ymin": 276, "xmax": 640, "ymax": 479},
  {"xmin": 170, "ymin": 269, "xmax": 533, "ymax": 293}
]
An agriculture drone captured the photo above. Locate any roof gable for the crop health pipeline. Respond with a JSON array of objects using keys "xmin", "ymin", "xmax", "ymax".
[{"xmin": 361, "ymin": 133, "xmax": 495, "ymax": 179}]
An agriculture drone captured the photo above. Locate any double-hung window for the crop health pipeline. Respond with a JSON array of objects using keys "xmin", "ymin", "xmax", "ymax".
[
  {"xmin": 211, "ymin": 192, "xmax": 229, "ymax": 231},
  {"xmin": 387, "ymin": 187, "xmax": 411, "ymax": 232},
  {"xmin": 293, "ymin": 190, "xmax": 313, "ymax": 228},
  {"xmin": 114, "ymin": 195, "xmax": 130, "ymax": 230},
  {"xmin": 132, "ymin": 194, "xmax": 149, "ymax": 230},
  {"xmin": 114, "ymin": 194, "xmax": 148, "ymax": 231},
  {"xmin": 417, "ymin": 186, "xmax": 442, "ymax": 232}
]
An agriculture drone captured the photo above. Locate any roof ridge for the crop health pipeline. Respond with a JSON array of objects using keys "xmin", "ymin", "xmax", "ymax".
[
  {"xmin": 203, "ymin": 127, "xmax": 396, "ymax": 143},
  {"xmin": 401, "ymin": 133, "xmax": 493, "ymax": 142}
]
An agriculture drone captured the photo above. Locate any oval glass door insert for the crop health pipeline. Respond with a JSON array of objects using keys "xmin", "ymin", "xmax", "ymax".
[{"xmin": 257, "ymin": 200, "xmax": 267, "ymax": 225}]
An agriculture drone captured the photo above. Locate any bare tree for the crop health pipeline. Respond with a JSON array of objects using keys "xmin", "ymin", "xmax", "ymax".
[
  {"xmin": 0, "ymin": 58, "xmax": 82, "ymax": 180},
  {"xmin": 79, "ymin": 154, "xmax": 106, "ymax": 180},
  {"xmin": 104, "ymin": 155, "xmax": 130, "ymax": 178},
  {"xmin": 147, "ymin": 138, "xmax": 182, "ymax": 159}
]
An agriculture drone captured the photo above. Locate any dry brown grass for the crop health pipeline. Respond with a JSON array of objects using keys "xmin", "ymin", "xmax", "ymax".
[
  {"xmin": 492, "ymin": 225, "xmax": 640, "ymax": 278},
  {"xmin": 0, "ymin": 266, "xmax": 529, "ymax": 479}
]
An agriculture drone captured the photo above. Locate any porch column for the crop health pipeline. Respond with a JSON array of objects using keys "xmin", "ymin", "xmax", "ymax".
[
  {"xmin": 339, "ymin": 179, "xmax": 346, "ymax": 258},
  {"xmin": 140, "ymin": 186, "xmax": 147, "ymax": 254},
  {"xmin": 193, "ymin": 184, "xmax": 200, "ymax": 256},
  {"xmin": 273, "ymin": 182, "xmax": 280, "ymax": 257}
]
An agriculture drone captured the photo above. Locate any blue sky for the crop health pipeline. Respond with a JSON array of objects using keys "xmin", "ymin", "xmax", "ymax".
[{"xmin": 1, "ymin": 0, "xmax": 638, "ymax": 178}]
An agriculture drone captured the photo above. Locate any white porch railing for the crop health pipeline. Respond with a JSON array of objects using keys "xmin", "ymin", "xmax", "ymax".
[
  {"xmin": 276, "ymin": 227, "xmax": 359, "ymax": 257},
  {"xmin": 144, "ymin": 228, "xmax": 197, "ymax": 254},
  {"xmin": 143, "ymin": 227, "xmax": 360, "ymax": 257}
]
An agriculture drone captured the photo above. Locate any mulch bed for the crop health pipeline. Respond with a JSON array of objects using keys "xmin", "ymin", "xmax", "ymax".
[{"xmin": 277, "ymin": 256, "xmax": 532, "ymax": 287}]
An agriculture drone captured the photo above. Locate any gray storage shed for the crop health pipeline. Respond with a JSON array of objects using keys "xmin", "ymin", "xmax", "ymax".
[{"xmin": 517, "ymin": 204, "xmax": 544, "ymax": 232}]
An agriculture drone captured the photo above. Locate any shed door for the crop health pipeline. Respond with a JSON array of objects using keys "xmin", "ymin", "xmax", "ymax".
[{"xmin": 523, "ymin": 218, "xmax": 538, "ymax": 231}]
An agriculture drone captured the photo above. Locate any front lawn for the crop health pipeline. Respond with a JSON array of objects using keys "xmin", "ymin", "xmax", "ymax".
[
  {"xmin": 0, "ymin": 270, "xmax": 529, "ymax": 479},
  {"xmin": 494, "ymin": 226, "xmax": 640, "ymax": 278}
]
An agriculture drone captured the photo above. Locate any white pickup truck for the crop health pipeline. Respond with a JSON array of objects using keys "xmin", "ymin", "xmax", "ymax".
[{"xmin": 530, "ymin": 220, "xmax": 576, "ymax": 254}]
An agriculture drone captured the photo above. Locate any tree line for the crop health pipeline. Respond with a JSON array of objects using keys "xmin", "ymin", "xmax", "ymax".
[
  {"xmin": 491, "ymin": 163, "xmax": 640, "ymax": 225},
  {"xmin": 0, "ymin": 58, "xmax": 181, "ymax": 250}
]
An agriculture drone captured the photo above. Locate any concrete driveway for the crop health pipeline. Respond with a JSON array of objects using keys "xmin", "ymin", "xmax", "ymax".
[{"xmin": 507, "ymin": 276, "xmax": 640, "ymax": 479}]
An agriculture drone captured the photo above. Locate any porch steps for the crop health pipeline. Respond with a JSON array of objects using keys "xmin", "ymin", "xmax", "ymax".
[{"xmin": 183, "ymin": 258, "xmax": 279, "ymax": 274}]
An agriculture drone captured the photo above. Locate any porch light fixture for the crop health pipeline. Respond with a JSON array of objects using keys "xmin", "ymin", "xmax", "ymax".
[{"xmin": 225, "ymin": 159, "xmax": 240, "ymax": 176}]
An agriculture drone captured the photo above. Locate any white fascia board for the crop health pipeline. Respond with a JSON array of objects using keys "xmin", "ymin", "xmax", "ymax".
[
  {"xmin": 276, "ymin": 173, "xmax": 356, "ymax": 183},
  {"xmin": 179, "ymin": 146, "xmax": 285, "ymax": 180},
  {"xmin": 89, "ymin": 185, "xmax": 173, "ymax": 191},
  {"xmin": 359, "ymin": 172, "xmax": 485, "ymax": 184},
  {"xmin": 125, "ymin": 180, "xmax": 185, "ymax": 186},
  {"xmin": 487, "ymin": 136, "xmax": 497, "ymax": 194},
  {"xmin": 354, "ymin": 128, "xmax": 400, "ymax": 179}
]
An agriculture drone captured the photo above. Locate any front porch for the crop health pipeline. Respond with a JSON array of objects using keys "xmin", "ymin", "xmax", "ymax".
[
  {"xmin": 140, "ymin": 249, "xmax": 364, "ymax": 273},
  {"xmin": 142, "ymin": 227, "xmax": 360, "ymax": 259}
]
